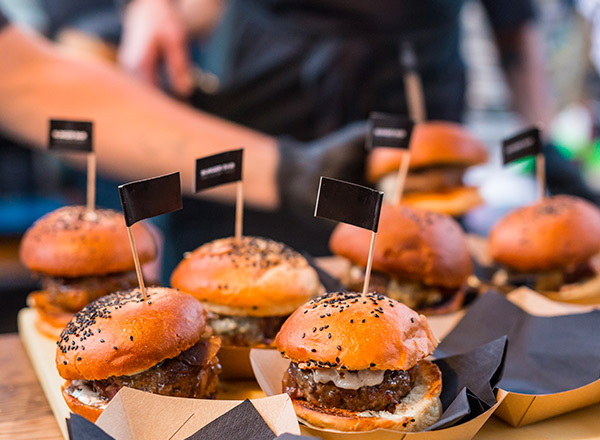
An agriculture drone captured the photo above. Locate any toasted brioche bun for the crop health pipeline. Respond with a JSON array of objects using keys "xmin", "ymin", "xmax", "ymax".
[
  {"xmin": 541, "ymin": 272, "xmax": 600, "ymax": 304},
  {"xmin": 28, "ymin": 292, "xmax": 73, "ymax": 339},
  {"xmin": 418, "ymin": 286, "xmax": 467, "ymax": 316},
  {"xmin": 330, "ymin": 205, "xmax": 472, "ymax": 289},
  {"xmin": 276, "ymin": 291, "xmax": 437, "ymax": 372},
  {"xmin": 171, "ymin": 236, "xmax": 321, "ymax": 317},
  {"xmin": 62, "ymin": 382, "xmax": 103, "ymax": 422},
  {"xmin": 20, "ymin": 206, "xmax": 156, "ymax": 277},
  {"xmin": 292, "ymin": 360, "xmax": 442, "ymax": 432},
  {"xmin": 367, "ymin": 121, "xmax": 487, "ymax": 182},
  {"xmin": 401, "ymin": 186, "xmax": 483, "ymax": 217},
  {"xmin": 489, "ymin": 195, "xmax": 600, "ymax": 272},
  {"xmin": 56, "ymin": 287, "xmax": 206, "ymax": 380}
]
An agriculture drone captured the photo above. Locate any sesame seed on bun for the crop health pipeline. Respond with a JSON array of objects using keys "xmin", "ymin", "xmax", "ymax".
[{"xmin": 171, "ymin": 236, "xmax": 322, "ymax": 317}]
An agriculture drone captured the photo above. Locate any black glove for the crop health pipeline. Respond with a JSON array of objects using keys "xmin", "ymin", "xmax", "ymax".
[
  {"xmin": 277, "ymin": 121, "xmax": 368, "ymax": 216},
  {"xmin": 545, "ymin": 143, "xmax": 600, "ymax": 204}
]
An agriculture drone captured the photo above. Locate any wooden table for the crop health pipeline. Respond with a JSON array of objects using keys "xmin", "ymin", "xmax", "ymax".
[
  {"xmin": 2, "ymin": 332, "xmax": 600, "ymax": 440},
  {"xmin": 0, "ymin": 334, "xmax": 62, "ymax": 439}
]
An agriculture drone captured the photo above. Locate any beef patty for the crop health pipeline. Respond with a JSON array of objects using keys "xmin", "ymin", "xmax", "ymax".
[
  {"xmin": 208, "ymin": 314, "xmax": 287, "ymax": 347},
  {"xmin": 283, "ymin": 362, "xmax": 414, "ymax": 412},
  {"xmin": 89, "ymin": 337, "xmax": 221, "ymax": 400}
]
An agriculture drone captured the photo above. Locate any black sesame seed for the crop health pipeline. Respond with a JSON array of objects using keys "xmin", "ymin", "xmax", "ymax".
[
  {"xmin": 370, "ymin": 363, "xmax": 376, "ymax": 367},
  {"xmin": 130, "ymin": 336, "xmax": 134, "ymax": 341},
  {"xmin": 328, "ymin": 333, "xmax": 331, "ymax": 339},
  {"xmin": 100, "ymin": 339, "xmax": 104, "ymax": 343},
  {"xmin": 63, "ymin": 361, "xmax": 67, "ymax": 365},
  {"xmin": 336, "ymin": 357, "xmax": 340, "ymax": 363},
  {"xmin": 113, "ymin": 346, "xmax": 118, "ymax": 350},
  {"xmin": 362, "ymin": 319, "xmax": 366, "ymax": 323},
  {"xmin": 77, "ymin": 357, "xmax": 81, "ymax": 361},
  {"xmin": 337, "ymin": 345, "xmax": 342, "ymax": 351},
  {"xmin": 411, "ymin": 318, "xmax": 415, "ymax": 323},
  {"xmin": 311, "ymin": 349, "xmax": 317, "ymax": 353},
  {"xmin": 302, "ymin": 333, "xmax": 305, "ymax": 338}
]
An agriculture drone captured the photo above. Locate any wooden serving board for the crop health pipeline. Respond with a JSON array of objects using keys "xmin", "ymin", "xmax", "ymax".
[
  {"xmin": 17, "ymin": 308, "xmax": 265, "ymax": 440},
  {"xmin": 17, "ymin": 307, "xmax": 600, "ymax": 440},
  {"xmin": 18, "ymin": 309, "xmax": 70, "ymax": 439}
]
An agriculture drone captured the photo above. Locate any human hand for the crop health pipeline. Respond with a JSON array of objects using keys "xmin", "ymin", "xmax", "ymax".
[
  {"xmin": 277, "ymin": 121, "xmax": 369, "ymax": 216},
  {"xmin": 118, "ymin": 0, "xmax": 193, "ymax": 96}
]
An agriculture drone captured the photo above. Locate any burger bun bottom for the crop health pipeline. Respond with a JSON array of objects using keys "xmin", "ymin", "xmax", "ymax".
[
  {"xmin": 377, "ymin": 172, "xmax": 482, "ymax": 216},
  {"xmin": 544, "ymin": 272, "xmax": 600, "ymax": 305},
  {"xmin": 292, "ymin": 360, "xmax": 442, "ymax": 432},
  {"xmin": 27, "ymin": 292, "xmax": 73, "ymax": 339},
  {"xmin": 62, "ymin": 382, "xmax": 103, "ymax": 422}
]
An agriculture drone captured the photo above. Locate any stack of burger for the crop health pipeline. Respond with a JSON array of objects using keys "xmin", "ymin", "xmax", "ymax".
[
  {"xmin": 489, "ymin": 195, "xmax": 600, "ymax": 303},
  {"xmin": 20, "ymin": 206, "xmax": 156, "ymax": 338},
  {"xmin": 276, "ymin": 291, "xmax": 442, "ymax": 432},
  {"xmin": 330, "ymin": 204, "xmax": 473, "ymax": 314},
  {"xmin": 367, "ymin": 121, "xmax": 487, "ymax": 217},
  {"xmin": 171, "ymin": 236, "xmax": 322, "ymax": 348},
  {"xmin": 56, "ymin": 287, "xmax": 221, "ymax": 422}
]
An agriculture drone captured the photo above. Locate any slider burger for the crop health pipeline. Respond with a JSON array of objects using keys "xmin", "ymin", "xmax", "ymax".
[
  {"xmin": 330, "ymin": 204, "xmax": 473, "ymax": 314},
  {"xmin": 171, "ymin": 236, "xmax": 322, "ymax": 347},
  {"xmin": 20, "ymin": 206, "xmax": 156, "ymax": 337},
  {"xmin": 56, "ymin": 287, "xmax": 221, "ymax": 422},
  {"xmin": 367, "ymin": 121, "xmax": 487, "ymax": 216},
  {"xmin": 489, "ymin": 195, "xmax": 600, "ymax": 302},
  {"xmin": 276, "ymin": 291, "xmax": 442, "ymax": 432}
]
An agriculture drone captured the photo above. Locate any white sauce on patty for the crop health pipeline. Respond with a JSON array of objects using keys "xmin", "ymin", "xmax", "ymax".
[{"xmin": 312, "ymin": 369, "xmax": 385, "ymax": 390}]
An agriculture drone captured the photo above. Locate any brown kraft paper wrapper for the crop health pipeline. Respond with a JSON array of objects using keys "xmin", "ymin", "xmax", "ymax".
[
  {"xmin": 250, "ymin": 336, "xmax": 507, "ymax": 439},
  {"xmin": 93, "ymin": 387, "xmax": 300, "ymax": 439}
]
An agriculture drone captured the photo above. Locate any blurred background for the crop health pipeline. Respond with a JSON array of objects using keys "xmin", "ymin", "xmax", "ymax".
[{"xmin": 1, "ymin": 0, "xmax": 600, "ymax": 331}]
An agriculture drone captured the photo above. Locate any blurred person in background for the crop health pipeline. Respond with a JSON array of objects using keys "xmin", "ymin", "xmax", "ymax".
[
  {"xmin": 0, "ymin": 8, "xmax": 367, "ymax": 274},
  {"xmin": 117, "ymin": 0, "xmax": 600, "ymax": 275},
  {"xmin": 1, "ymin": 2, "xmax": 598, "ymax": 281}
]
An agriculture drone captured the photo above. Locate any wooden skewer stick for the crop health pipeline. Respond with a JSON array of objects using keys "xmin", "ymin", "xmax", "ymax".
[
  {"xmin": 126, "ymin": 226, "xmax": 147, "ymax": 300},
  {"xmin": 401, "ymin": 43, "xmax": 426, "ymax": 124},
  {"xmin": 404, "ymin": 71, "xmax": 427, "ymax": 124},
  {"xmin": 362, "ymin": 231, "xmax": 378, "ymax": 296},
  {"xmin": 393, "ymin": 151, "xmax": 411, "ymax": 205},
  {"xmin": 235, "ymin": 181, "xmax": 244, "ymax": 242},
  {"xmin": 536, "ymin": 153, "xmax": 546, "ymax": 200},
  {"xmin": 86, "ymin": 153, "xmax": 96, "ymax": 212}
]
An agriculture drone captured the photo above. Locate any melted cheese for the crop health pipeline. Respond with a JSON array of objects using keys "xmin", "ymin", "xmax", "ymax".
[
  {"xmin": 67, "ymin": 380, "xmax": 108, "ymax": 409},
  {"xmin": 312, "ymin": 369, "xmax": 385, "ymax": 390}
]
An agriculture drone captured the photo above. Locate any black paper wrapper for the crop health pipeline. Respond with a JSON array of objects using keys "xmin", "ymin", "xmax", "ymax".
[
  {"xmin": 186, "ymin": 399, "xmax": 275, "ymax": 440},
  {"xmin": 427, "ymin": 336, "xmax": 507, "ymax": 430},
  {"xmin": 67, "ymin": 414, "xmax": 114, "ymax": 440},
  {"xmin": 436, "ymin": 291, "xmax": 600, "ymax": 394}
]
